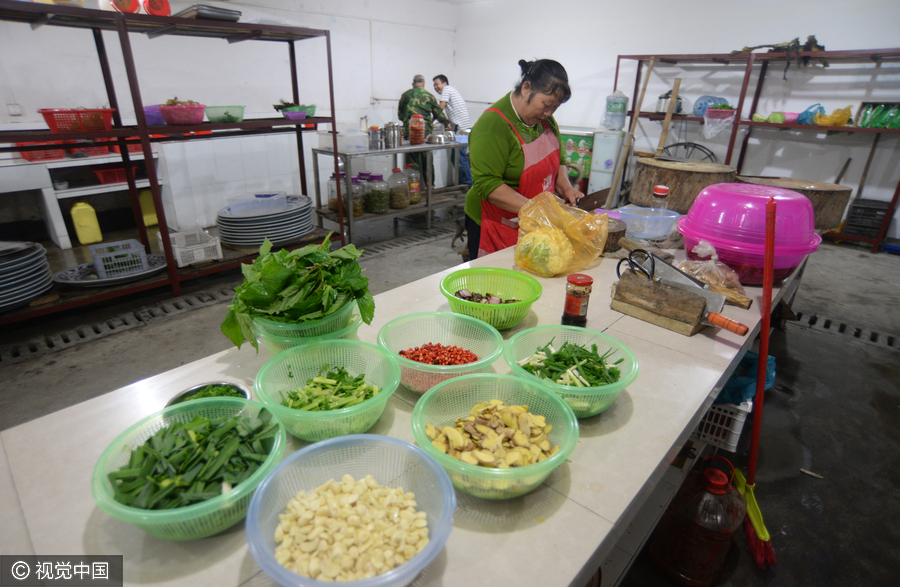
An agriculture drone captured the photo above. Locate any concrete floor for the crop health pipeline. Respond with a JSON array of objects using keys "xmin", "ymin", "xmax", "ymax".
[{"xmin": 1, "ymin": 221, "xmax": 899, "ymax": 587}]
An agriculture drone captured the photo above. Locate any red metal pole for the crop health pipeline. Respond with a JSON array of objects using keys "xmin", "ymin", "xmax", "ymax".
[{"xmin": 747, "ymin": 196, "xmax": 776, "ymax": 485}]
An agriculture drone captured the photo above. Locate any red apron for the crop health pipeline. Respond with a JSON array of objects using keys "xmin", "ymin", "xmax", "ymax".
[{"xmin": 478, "ymin": 108, "xmax": 560, "ymax": 257}]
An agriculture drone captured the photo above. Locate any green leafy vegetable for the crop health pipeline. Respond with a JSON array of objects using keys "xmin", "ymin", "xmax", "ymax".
[
  {"xmin": 221, "ymin": 235, "xmax": 375, "ymax": 350},
  {"xmin": 108, "ymin": 412, "xmax": 279, "ymax": 510},
  {"xmin": 518, "ymin": 338, "xmax": 623, "ymax": 387},
  {"xmin": 280, "ymin": 365, "xmax": 380, "ymax": 411},
  {"xmin": 174, "ymin": 385, "xmax": 246, "ymax": 404}
]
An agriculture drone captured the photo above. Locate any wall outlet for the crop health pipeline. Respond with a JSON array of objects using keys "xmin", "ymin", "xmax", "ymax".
[{"xmin": 7, "ymin": 104, "xmax": 22, "ymax": 116}]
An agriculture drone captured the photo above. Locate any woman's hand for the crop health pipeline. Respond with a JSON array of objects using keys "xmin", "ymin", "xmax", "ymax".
[{"xmin": 556, "ymin": 165, "xmax": 584, "ymax": 206}]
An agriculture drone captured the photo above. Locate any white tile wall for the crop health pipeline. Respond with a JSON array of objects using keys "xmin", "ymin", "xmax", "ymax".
[
  {"xmin": 157, "ymin": 135, "xmax": 303, "ymax": 230},
  {"xmin": 240, "ymin": 136, "xmax": 269, "ymax": 180}
]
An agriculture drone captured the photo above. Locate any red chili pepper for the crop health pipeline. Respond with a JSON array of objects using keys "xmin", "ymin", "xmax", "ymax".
[{"xmin": 399, "ymin": 342, "xmax": 478, "ymax": 365}]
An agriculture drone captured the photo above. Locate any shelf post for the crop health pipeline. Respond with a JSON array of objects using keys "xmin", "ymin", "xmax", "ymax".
[
  {"xmin": 114, "ymin": 14, "xmax": 181, "ymax": 296},
  {"xmin": 725, "ymin": 53, "xmax": 755, "ymax": 166}
]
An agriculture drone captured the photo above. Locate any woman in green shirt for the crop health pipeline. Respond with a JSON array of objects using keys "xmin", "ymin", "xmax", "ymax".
[{"xmin": 464, "ymin": 59, "xmax": 583, "ymax": 259}]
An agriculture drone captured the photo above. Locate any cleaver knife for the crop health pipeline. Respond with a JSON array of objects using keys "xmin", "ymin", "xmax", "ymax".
[{"xmin": 639, "ymin": 253, "xmax": 749, "ymax": 335}]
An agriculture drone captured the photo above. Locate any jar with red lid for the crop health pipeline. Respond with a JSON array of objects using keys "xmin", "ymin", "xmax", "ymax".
[
  {"xmin": 561, "ymin": 273, "xmax": 593, "ymax": 327},
  {"xmin": 142, "ymin": 0, "xmax": 172, "ymax": 16},
  {"xmin": 409, "ymin": 115, "xmax": 426, "ymax": 145}
]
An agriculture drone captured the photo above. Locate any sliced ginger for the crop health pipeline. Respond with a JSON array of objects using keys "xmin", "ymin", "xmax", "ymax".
[{"xmin": 424, "ymin": 400, "xmax": 558, "ymax": 468}]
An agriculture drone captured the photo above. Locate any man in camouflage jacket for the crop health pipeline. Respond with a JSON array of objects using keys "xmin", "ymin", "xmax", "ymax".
[{"xmin": 398, "ymin": 74, "xmax": 450, "ymax": 139}]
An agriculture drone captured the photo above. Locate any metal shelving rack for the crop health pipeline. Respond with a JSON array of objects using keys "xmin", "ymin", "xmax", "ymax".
[
  {"xmin": 311, "ymin": 142, "xmax": 467, "ymax": 243},
  {"xmin": 0, "ymin": 0, "xmax": 344, "ymax": 325},
  {"xmin": 615, "ymin": 49, "xmax": 900, "ymax": 253}
]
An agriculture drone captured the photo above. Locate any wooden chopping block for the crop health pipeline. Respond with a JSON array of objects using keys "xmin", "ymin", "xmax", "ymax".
[
  {"xmin": 631, "ymin": 158, "xmax": 736, "ymax": 214},
  {"xmin": 610, "ymin": 271, "xmax": 707, "ymax": 336},
  {"xmin": 604, "ymin": 219, "xmax": 627, "ymax": 253},
  {"xmin": 736, "ymin": 176, "xmax": 852, "ymax": 230}
]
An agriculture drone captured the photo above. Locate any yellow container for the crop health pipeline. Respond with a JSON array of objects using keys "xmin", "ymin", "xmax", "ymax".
[
  {"xmin": 71, "ymin": 201, "xmax": 103, "ymax": 245},
  {"xmin": 139, "ymin": 189, "xmax": 158, "ymax": 227}
]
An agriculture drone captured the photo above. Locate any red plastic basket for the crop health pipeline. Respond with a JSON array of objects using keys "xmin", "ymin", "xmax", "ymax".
[
  {"xmin": 107, "ymin": 137, "xmax": 143, "ymax": 154},
  {"xmin": 92, "ymin": 166, "xmax": 137, "ymax": 185},
  {"xmin": 15, "ymin": 142, "xmax": 65, "ymax": 162},
  {"xmin": 38, "ymin": 108, "xmax": 115, "ymax": 133}
]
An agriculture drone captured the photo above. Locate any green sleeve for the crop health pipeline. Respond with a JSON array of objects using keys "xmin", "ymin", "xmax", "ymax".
[
  {"xmin": 465, "ymin": 108, "xmax": 523, "ymax": 225},
  {"xmin": 398, "ymin": 91, "xmax": 411, "ymax": 123}
]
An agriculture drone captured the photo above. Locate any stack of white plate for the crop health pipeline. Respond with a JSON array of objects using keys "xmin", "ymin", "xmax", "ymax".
[
  {"xmin": 216, "ymin": 195, "xmax": 315, "ymax": 247},
  {"xmin": 0, "ymin": 241, "xmax": 53, "ymax": 313}
]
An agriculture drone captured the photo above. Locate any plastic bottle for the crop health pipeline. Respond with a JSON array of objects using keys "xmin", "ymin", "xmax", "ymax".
[
  {"xmin": 648, "ymin": 456, "xmax": 747, "ymax": 587},
  {"xmin": 138, "ymin": 189, "xmax": 158, "ymax": 227},
  {"xmin": 603, "ymin": 90, "xmax": 629, "ymax": 131},
  {"xmin": 409, "ymin": 114, "xmax": 426, "ymax": 145},
  {"xmin": 404, "ymin": 163, "xmax": 422, "ymax": 204},
  {"xmin": 651, "ymin": 184, "xmax": 669, "ymax": 211},
  {"xmin": 70, "ymin": 201, "xmax": 103, "ymax": 245},
  {"xmin": 388, "ymin": 168, "xmax": 410, "ymax": 209},
  {"xmin": 365, "ymin": 174, "xmax": 389, "ymax": 214}
]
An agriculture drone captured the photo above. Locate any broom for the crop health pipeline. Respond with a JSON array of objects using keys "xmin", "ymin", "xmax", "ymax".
[{"xmin": 733, "ymin": 195, "xmax": 778, "ymax": 569}]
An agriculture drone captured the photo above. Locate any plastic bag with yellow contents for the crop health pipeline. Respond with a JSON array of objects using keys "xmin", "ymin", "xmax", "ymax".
[
  {"xmin": 514, "ymin": 192, "xmax": 608, "ymax": 277},
  {"xmin": 814, "ymin": 105, "xmax": 853, "ymax": 127}
]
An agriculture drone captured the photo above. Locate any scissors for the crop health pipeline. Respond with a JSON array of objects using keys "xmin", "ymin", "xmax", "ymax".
[{"xmin": 616, "ymin": 248, "xmax": 655, "ymax": 280}]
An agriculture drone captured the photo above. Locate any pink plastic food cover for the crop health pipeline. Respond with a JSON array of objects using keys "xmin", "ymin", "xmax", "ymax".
[{"xmin": 678, "ymin": 183, "xmax": 821, "ymax": 253}]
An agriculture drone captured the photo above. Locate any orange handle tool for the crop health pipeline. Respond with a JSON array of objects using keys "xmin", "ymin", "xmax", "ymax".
[{"xmin": 706, "ymin": 312, "xmax": 749, "ymax": 336}]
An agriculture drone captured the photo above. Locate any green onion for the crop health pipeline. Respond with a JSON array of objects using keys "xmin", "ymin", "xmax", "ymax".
[
  {"xmin": 518, "ymin": 338, "xmax": 623, "ymax": 386},
  {"xmin": 109, "ymin": 412, "xmax": 277, "ymax": 510},
  {"xmin": 280, "ymin": 364, "xmax": 380, "ymax": 411}
]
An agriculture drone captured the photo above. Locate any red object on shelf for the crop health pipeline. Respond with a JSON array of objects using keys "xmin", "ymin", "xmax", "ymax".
[
  {"xmin": 111, "ymin": 0, "xmax": 140, "ymax": 13},
  {"xmin": 92, "ymin": 166, "xmax": 138, "ymax": 185},
  {"xmin": 38, "ymin": 108, "xmax": 115, "ymax": 133},
  {"xmin": 142, "ymin": 0, "xmax": 171, "ymax": 16},
  {"xmin": 15, "ymin": 142, "xmax": 65, "ymax": 162},
  {"xmin": 107, "ymin": 137, "xmax": 143, "ymax": 154}
]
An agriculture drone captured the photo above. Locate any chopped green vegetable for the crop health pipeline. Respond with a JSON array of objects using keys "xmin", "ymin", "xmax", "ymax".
[
  {"xmin": 174, "ymin": 384, "xmax": 245, "ymax": 404},
  {"xmin": 220, "ymin": 235, "xmax": 375, "ymax": 351},
  {"xmin": 108, "ymin": 412, "xmax": 278, "ymax": 510},
  {"xmin": 518, "ymin": 338, "xmax": 623, "ymax": 387},
  {"xmin": 280, "ymin": 365, "xmax": 380, "ymax": 411}
]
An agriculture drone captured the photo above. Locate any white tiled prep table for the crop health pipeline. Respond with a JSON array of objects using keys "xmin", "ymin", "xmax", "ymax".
[{"xmin": 0, "ymin": 247, "xmax": 795, "ymax": 587}]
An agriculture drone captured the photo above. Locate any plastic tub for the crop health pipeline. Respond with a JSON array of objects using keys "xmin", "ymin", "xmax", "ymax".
[
  {"xmin": 377, "ymin": 312, "xmax": 504, "ymax": 395},
  {"xmin": 411, "ymin": 373, "xmax": 579, "ymax": 499},
  {"xmin": 677, "ymin": 183, "xmax": 821, "ymax": 284},
  {"xmin": 618, "ymin": 207, "xmax": 680, "ymax": 239},
  {"xmin": 253, "ymin": 339, "xmax": 400, "ymax": 442},
  {"xmin": 205, "ymin": 105, "xmax": 244, "ymax": 123},
  {"xmin": 246, "ymin": 434, "xmax": 455, "ymax": 587},
  {"xmin": 439, "ymin": 267, "xmax": 542, "ymax": 330},
  {"xmin": 91, "ymin": 397, "xmax": 287, "ymax": 541},
  {"xmin": 158, "ymin": 104, "xmax": 206, "ymax": 125},
  {"xmin": 253, "ymin": 312, "xmax": 362, "ymax": 356},
  {"xmin": 503, "ymin": 325, "xmax": 639, "ymax": 418}
]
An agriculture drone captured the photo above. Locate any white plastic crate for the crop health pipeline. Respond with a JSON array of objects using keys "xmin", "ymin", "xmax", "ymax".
[
  {"xmin": 157, "ymin": 227, "xmax": 222, "ymax": 268},
  {"xmin": 88, "ymin": 239, "xmax": 148, "ymax": 279},
  {"xmin": 691, "ymin": 401, "xmax": 752, "ymax": 452}
]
